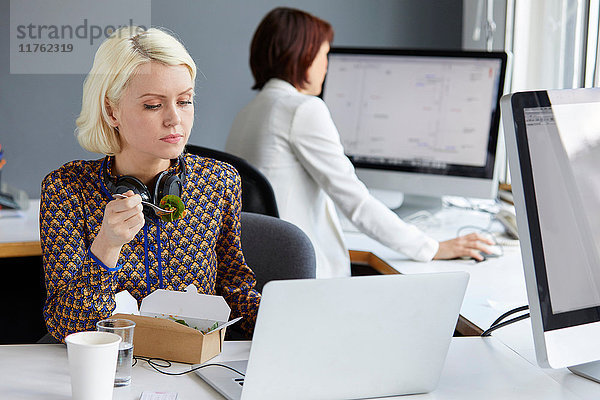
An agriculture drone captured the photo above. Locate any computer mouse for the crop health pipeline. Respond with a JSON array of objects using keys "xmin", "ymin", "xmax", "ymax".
[
  {"xmin": 470, "ymin": 248, "xmax": 501, "ymax": 263},
  {"xmin": 484, "ymin": 244, "xmax": 503, "ymax": 257},
  {"xmin": 461, "ymin": 251, "xmax": 488, "ymax": 262},
  {"xmin": 477, "ymin": 233, "xmax": 503, "ymax": 259}
]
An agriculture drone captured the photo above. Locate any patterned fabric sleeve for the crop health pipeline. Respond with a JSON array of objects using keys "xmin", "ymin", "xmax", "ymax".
[
  {"xmin": 215, "ymin": 165, "xmax": 261, "ymax": 338},
  {"xmin": 40, "ymin": 170, "xmax": 118, "ymax": 342}
]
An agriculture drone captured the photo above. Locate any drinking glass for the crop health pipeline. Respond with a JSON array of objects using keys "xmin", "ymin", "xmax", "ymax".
[{"xmin": 96, "ymin": 318, "xmax": 136, "ymax": 386}]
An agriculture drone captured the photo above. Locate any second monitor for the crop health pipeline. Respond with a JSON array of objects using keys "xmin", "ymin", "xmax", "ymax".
[{"xmin": 321, "ymin": 48, "xmax": 507, "ymax": 214}]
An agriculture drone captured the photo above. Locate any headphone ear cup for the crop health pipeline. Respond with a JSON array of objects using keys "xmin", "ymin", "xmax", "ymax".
[
  {"xmin": 155, "ymin": 172, "xmax": 183, "ymax": 202},
  {"xmin": 114, "ymin": 176, "xmax": 152, "ymax": 203}
]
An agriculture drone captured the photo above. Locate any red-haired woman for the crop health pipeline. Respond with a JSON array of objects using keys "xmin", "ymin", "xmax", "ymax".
[{"xmin": 226, "ymin": 7, "xmax": 493, "ymax": 278}]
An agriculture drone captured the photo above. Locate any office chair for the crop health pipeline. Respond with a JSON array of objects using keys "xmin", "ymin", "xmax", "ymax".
[
  {"xmin": 185, "ymin": 144, "xmax": 279, "ymax": 218},
  {"xmin": 240, "ymin": 211, "xmax": 316, "ymax": 293}
]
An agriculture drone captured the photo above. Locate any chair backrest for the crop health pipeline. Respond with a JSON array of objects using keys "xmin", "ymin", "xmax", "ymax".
[
  {"xmin": 185, "ymin": 145, "xmax": 279, "ymax": 218},
  {"xmin": 241, "ymin": 212, "xmax": 316, "ymax": 292}
]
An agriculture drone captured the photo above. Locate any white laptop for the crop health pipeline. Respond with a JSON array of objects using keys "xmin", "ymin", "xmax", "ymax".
[{"xmin": 195, "ymin": 272, "xmax": 468, "ymax": 400}]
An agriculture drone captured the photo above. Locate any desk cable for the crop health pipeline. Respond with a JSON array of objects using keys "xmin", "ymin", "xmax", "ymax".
[
  {"xmin": 133, "ymin": 356, "xmax": 245, "ymax": 377},
  {"xmin": 481, "ymin": 305, "xmax": 530, "ymax": 337},
  {"xmin": 443, "ymin": 197, "xmax": 500, "ymax": 215}
]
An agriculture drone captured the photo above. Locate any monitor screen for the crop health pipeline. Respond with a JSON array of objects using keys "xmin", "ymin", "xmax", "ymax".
[
  {"xmin": 524, "ymin": 103, "xmax": 600, "ymax": 316},
  {"xmin": 507, "ymin": 90, "xmax": 600, "ymax": 329},
  {"xmin": 321, "ymin": 48, "xmax": 507, "ymax": 202},
  {"xmin": 503, "ymin": 88, "xmax": 600, "ymax": 370}
]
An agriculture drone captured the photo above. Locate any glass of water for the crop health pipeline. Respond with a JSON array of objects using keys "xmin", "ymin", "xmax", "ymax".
[{"xmin": 96, "ymin": 318, "xmax": 136, "ymax": 387}]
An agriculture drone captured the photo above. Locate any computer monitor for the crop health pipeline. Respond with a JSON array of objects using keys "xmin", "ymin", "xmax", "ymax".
[
  {"xmin": 321, "ymin": 48, "xmax": 507, "ymax": 214},
  {"xmin": 502, "ymin": 88, "xmax": 600, "ymax": 382}
]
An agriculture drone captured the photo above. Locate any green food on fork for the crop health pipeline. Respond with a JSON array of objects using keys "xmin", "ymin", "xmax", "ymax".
[{"xmin": 158, "ymin": 195, "xmax": 186, "ymax": 222}]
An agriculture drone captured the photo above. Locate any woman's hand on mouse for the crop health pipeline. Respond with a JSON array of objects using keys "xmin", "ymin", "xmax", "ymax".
[{"xmin": 433, "ymin": 232, "xmax": 495, "ymax": 262}]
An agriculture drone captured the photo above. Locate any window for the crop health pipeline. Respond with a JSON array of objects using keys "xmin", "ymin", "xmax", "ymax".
[{"xmin": 464, "ymin": 0, "xmax": 600, "ymax": 183}]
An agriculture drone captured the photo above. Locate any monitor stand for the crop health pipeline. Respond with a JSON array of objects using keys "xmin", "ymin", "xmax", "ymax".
[
  {"xmin": 568, "ymin": 361, "xmax": 600, "ymax": 383},
  {"xmin": 392, "ymin": 194, "xmax": 443, "ymax": 219},
  {"xmin": 370, "ymin": 189, "xmax": 443, "ymax": 219}
]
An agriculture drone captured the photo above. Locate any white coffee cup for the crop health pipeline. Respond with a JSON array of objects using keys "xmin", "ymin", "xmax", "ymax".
[{"xmin": 65, "ymin": 331, "xmax": 122, "ymax": 400}]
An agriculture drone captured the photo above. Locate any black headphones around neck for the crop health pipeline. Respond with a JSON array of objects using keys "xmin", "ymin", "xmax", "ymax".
[{"xmin": 101, "ymin": 155, "xmax": 186, "ymax": 216}]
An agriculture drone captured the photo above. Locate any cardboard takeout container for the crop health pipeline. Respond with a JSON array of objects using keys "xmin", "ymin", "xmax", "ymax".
[{"xmin": 112, "ymin": 284, "xmax": 240, "ymax": 364}]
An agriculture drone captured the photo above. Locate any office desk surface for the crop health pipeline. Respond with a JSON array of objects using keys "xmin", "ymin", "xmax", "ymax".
[
  {"xmin": 0, "ymin": 199, "xmax": 41, "ymax": 257},
  {"xmin": 0, "ymin": 338, "xmax": 587, "ymax": 399},
  {"xmin": 344, "ymin": 206, "xmax": 528, "ymax": 331}
]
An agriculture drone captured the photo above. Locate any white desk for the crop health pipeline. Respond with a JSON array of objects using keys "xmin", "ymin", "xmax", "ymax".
[
  {"xmin": 0, "ymin": 341, "xmax": 251, "ymax": 400},
  {"xmin": 0, "ymin": 199, "xmax": 41, "ymax": 257},
  {"xmin": 0, "ymin": 338, "xmax": 586, "ymax": 400},
  {"xmin": 344, "ymin": 206, "xmax": 528, "ymax": 331}
]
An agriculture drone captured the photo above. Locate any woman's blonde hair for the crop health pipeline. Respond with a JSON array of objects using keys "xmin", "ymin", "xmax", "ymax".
[{"xmin": 76, "ymin": 26, "xmax": 197, "ymax": 155}]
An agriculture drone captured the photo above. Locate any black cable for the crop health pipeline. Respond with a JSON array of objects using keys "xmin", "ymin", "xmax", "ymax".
[
  {"xmin": 133, "ymin": 356, "xmax": 245, "ymax": 377},
  {"xmin": 481, "ymin": 313, "xmax": 530, "ymax": 337},
  {"xmin": 489, "ymin": 305, "xmax": 529, "ymax": 328}
]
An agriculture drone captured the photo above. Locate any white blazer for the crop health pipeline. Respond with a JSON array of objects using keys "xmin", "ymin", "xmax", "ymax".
[{"xmin": 226, "ymin": 79, "xmax": 438, "ymax": 278}]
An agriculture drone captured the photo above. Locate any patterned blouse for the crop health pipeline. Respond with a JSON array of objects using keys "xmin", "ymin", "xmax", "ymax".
[{"xmin": 40, "ymin": 153, "xmax": 261, "ymax": 341}]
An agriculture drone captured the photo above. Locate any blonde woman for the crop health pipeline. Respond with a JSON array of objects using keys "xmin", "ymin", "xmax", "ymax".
[{"xmin": 40, "ymin": 26, "xmax": 260, "ymax": 341}]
